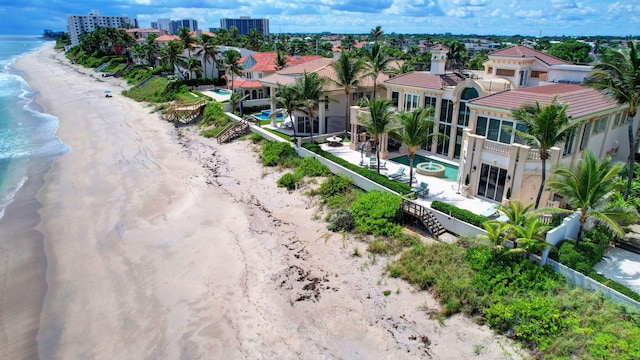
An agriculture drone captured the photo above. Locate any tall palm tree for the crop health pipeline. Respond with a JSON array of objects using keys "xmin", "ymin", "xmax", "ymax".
[
  {"xmin": 178, "ymin": 27, "xmax": 196, "ymax": 58},
  {"xmin": 585, "ymin": 40, "xmax": 640, "ymax": 201},
  {"xmin": 245, "ymin": 29, "xmax": 263, "ymax": 51},
  {"xmin": 370, "ymin": 25, "xmax": 384, "ymax": 42},
  {"xmin": 186, "ymin": 58, "xmax": 203, "ymax": 81},
  {"xmin": 271, "ymin": 84, "xmax": 301, "ymax": 141},
  {"xmin": 333, "ymin": 50, "xmax": 364, "ymax": 133},
  {"xmin": 196, "ymin": 34, "xmax": 218, "ymax": 78},
  {"xmin": 362, "ymin": 42, "xmax": 391, "ymax": 99},
  {"xmin": 511, "ymin": 97, "xmax": 582, "ymax": 209},
  {"xmin": 143, "ymin": 33, "xmax": 159, "ymax": 67},
  {"xmin": 390, "ymin": 107, "xmax": 445, "ymax": 185},
  {"xmin": 161, "ymin": 40, "xmax": 187, "ymax": 76},
  {"xmin": 357, "ymin": 98, "xmax": 394, "ymax": 173},
  {"xmin": 546, "ymin": 151, "xmax": 637, "ymax": 248},
  {"xmin": 341, "ymin": 35, "xmax": 356, "ymax": 52},
  {"xmin": 294, "ymin": 71, "xmax": 326, "ymax": 143},
  {"xmin": 222, "ymin": 49, "xmax": 243, "ymax": 91}
]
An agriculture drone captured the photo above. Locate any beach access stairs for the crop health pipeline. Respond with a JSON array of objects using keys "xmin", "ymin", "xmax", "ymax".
[
  {"xmin": 401, "ymin": 199, "xmax": 446, "ymax": 239},
  {"xmin": 216, "ymin": 116, "xmax": 256, "ymax": 144},
  {"xmin": 164, "ymin": 98, "xmax": 208, "ymax": 125}
]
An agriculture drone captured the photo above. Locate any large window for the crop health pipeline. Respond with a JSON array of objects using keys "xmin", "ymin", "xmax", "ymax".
[
  {"xmin": 531, "ymin": 71, "xmax": 547, "ymax": 79},
  {"xmin": 563, "ymin": 132, "xmax": 576, "ymax": 157},
  {"xmin": 592, "ymin": 116, "xmax": 607, "ymax": 134},
  {"xmin": 496, "ymin": 68, "xmax": 515, "ymax": 76},
  {"xmin": 476, "ymin": 116, "xmax": 526, "ymax": 144},
  {"xmin": 404, "ymin": 93, "xmax": 419, "ymax": 111},
  {"xmin": 437, "ymin": 99, "xmax": 454, "ymax": 155},
  {"xmin": 454, "ymin": 87, "xmax": 479, "ymax": 158},
  {"xmin": 580, "ymin": 122, "xmax": 591, "ymax": 151},
  {"xmin": 297, "ymin": 116, "xmax": 319, "ymax": 135},
  {"xmin": 424, "ymin": 95, "xmax": 437, "ymax": 110},
  {"xmin": 391, "ymin": 91, "xmax": 399, "ymax": 107}
]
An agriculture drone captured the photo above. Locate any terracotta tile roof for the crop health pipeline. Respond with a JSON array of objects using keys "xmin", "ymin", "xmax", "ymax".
[
  {"xmin": 277, "ymin": 58, "xmax": 334, "ymax": 75},
  {"xmin": 468, "ymin": 83, "xmax": 618, "ymax": 118},
  {"xmin": 488, "ymin": 45, "xmax": 570, "ymax": 66},
  {"xmin": 384, "ymin": 71, "xmax": 465, "ymax": 89},
  {"xmin": 242, "ymin": 52, "xmax": 322, "ymax": 72},
  {"xmin": 228, "ymin": 79, "xmax": 263, "ymax": 88},
  {"xmin": 156, "ymin": 34, "xmax": 179, "ymax": 42},
  {"xmin": 259, "ymin": 73, "xmax": 297, "ymax": 86}
]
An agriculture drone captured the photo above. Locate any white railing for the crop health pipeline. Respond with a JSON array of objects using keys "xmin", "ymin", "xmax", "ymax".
[
  {"xmin": 482, "ymin": 140, "xmax": 510, "ymax": 154},
  {"xmin": 528, "ymin": 149, "xmax": 541, "ymax": 160}
]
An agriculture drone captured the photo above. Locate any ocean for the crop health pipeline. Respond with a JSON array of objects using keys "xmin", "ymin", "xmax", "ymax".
[{"xmin": 0, "ymin": 35, "xmax": 69, "ymax": 220}]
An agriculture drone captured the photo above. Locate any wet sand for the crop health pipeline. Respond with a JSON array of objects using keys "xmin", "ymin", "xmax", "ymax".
[{"xmin": 0, "ymin": 43, "xmax": 525, "ymax": 359}]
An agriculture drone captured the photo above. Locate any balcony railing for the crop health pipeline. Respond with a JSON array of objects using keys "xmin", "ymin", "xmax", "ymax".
[
  {"xmin": 528, "ymin": 149, "xmax": 541, "ymax": 160},
  {"xmin": 482, "ymin": 140, "xmax": 510, "ymax": 154}
]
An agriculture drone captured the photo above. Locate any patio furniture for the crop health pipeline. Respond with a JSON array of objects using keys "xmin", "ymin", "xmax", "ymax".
[
  {"xmin": 369, "ymin": 156, "xmax": 378, "ymax": 169},
  {"xmin": 327, "ymin": 136, "xmax": 342, "ymax": 147},
  {"xmin": 411, "ymin": 182, "xmax": 429, "ymax": 198},
  {"xmin": 387, "ymin": 167, "xmax": 405, "ymax": 180},
  {"xmin": 379, "ymin": 160, "xmax": 387, "ymax": 170},
  {"xmin": 398, "ymin": 170, "xmax": 416, "ymax": 184}
]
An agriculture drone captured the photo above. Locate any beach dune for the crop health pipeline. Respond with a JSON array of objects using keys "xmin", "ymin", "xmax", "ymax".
[{"xmin": 0, "ymin": 44, "xmax": 524, "ymax": 359}]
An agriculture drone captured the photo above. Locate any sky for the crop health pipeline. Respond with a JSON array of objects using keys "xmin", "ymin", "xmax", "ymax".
[{"xmin": 1, "ymin": 0, "xmax": 637, "ymax": 37}]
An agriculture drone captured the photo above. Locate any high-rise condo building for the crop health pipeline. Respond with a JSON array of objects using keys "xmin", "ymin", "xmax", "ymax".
[
  {"xmin": 220, "ymin": 17, "xmax": 269, "ymax": 36},
  {"xmin": 67, "ymin": 10, "xmax": 137, "ymax": 46}
]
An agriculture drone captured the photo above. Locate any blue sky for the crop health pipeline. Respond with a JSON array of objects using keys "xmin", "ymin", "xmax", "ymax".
[{"xmin": 1, "ymin": 0, "xmax": 637, "ymax": 36}]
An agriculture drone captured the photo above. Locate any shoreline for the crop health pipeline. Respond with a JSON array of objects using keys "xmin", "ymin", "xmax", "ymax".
[{"xmin": 2, "ymin": 44, "xmax": 525, "ymax": 359}]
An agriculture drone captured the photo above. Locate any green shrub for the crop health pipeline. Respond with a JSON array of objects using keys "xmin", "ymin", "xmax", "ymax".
[
  {"xmin": 296, "ymin": 157, "xmax": 331, "ymax": 177},
  {"xmin": 368, "ymin": 240, "xmax": 389, "ymax": 254},
  {"xmin": 327, "ymin": 209, "xmax": 355, "ymax": 232},
  {"xmin": 431, "ymin": 200, "xmax": 488, "ymax": 228},
  {"xmin": 302, "ymin": 143, "xmax": 411, "ymax": 195},
  {"xmin": 200, "ymin": 102, "xmax": 227, "ymax": 127},
  {"xmin": 277, "ymin": 172, "xmax": 302, "ymax": 190},
  {"xmin": 261, "ymin": 141, "xmax": 298, "ymax": 167},
  {"xmin": 350, "ymin": 191, "xmax": 403, "ymax": 237},
  {"xmin": 250, "ymin": 133, "xmax": 264, "ymax": 143},
  {"xmin": 201, "ymin": 128, "xmax": 222, "ymax": 138},
  {"xmin": 318, "ymin": 175, "xmax": 352, "ymax": 200}
]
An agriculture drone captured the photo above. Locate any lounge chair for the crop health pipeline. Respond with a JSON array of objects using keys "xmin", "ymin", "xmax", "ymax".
[
  {"xmin": 411, "ymin": 182, "xmax": 429, "ymax": 198},
  {"xmin": 398, "ymin": 170, "xmax": 416, "ymax": 184},
  {"xmin": 369, "ymin": 156, "xmax": 378, "ymax": 169},
  {"xmin": 387, "ymin": 167, "xmax": 405, "ymax": 180},
  {"xmin": 379, "ymin": 160, "xmax": 387, "ymax": 170}
]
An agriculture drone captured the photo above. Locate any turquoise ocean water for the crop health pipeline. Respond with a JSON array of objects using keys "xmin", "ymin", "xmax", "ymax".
[{"xmin": 0, "ymin": 35, "xmax": 68, "ymax": 220}]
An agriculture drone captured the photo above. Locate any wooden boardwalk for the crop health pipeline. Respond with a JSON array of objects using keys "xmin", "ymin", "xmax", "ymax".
[{"xmin": 164, "ymin": 98, "xmax": 208, "ymax": 125}]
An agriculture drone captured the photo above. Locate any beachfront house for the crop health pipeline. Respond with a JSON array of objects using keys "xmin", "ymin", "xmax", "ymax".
[
  {"xmin": 260, "ymin": 57, "xmax": 389, "ymax": 136},
  {"xmin": 350, "ymin": 44, "xmax": 638, "ymax": 207},
  {"xmin": 228, "ymin": 52, "xmax": 322, "ymax": 108}
]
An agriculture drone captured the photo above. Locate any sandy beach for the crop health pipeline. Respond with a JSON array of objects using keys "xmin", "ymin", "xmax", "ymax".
[{"xmin": 0, "ymin": 43, "xmax": 525, "ymax": 359}]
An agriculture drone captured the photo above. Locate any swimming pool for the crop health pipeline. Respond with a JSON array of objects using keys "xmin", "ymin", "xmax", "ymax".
[
  {"xmin": 389, "ymin": 154, "xmax": 459, "ymax": 181},
  {"xmin": 211, "ymin": 88, "xmax": 232, "ymax": 94},
  {"xmin": 252, "ymin": 109, "xmax": 285, "ymax": 121}
]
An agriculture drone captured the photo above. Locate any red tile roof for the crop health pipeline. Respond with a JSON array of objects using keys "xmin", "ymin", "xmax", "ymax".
[
  {"xmin": 384, "ymin": 71, "xmax": 465, "ymax": 89},
  {"xmin": 243, "ymin": 52, "xmax": 322, "ymax": 72},
  {"xmin": 431, "ymin": 44, "xmax": 448, "ymax": 52},
  {"xmin": 488, "ymin": 45, "xmax": 570, "ymax": 66},
  {"xmin": 228, "ymin": 79, "xmax": 263, "ymax": 88},
  {"xmin": 276, "ymin": 58, "xmax": 334, "ymax": 75},
  {"xmin": 468, "ymin": 83, "xmax": 618, "ymax": 118},
  {"xmin": 156, "ymin": 34, "xmax": 179, "ymax": 42}
]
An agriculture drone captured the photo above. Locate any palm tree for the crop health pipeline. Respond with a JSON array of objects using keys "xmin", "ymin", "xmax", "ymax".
[
  {"xmin": 196, "ymin": 34, "xmax": 218, "ymax": 78},
  {"xmin": 479, "ymin": 221, "xmax": 507, "ymax": 255},
  {"xmin": 362, "ymin": 42, "xmax": 391, "ymax": 99},
  {"xmin": 222, "ymin": 49, "xmax": 242, "ymax": 91},
  {"xmin": 341, "ymin": 35, "xmax": 356, "ymax": 52},
  {"xmin": 511, "ymin": 97, "xmax": 582, "ymax": 209},
  {"xmin": 585, "ymin": 40, "xmax": 640, "ymax": 201},
  {"xmin": 274, "ymin": 49, "xmax": 288, "ymax": 70},
  {"xmin": 271, "ymin": 84, "xmax": 301, "ymax": 141},
  {"xmin": 178, "ymin": 27, "xmax": 196, "ymax": 58},
  {"xmin": 228, "ymin": 92, "xmax": 242, "ymax": 114},
  {"xmin": 294, "ymin": 71, "xmax": 326, "ymax": 143},
  {"xmin": 161, "ymin": 41, "xmax": 187, "ymax": 76},
  {"xmin": 546, "ymin": 151, "xmax": 638, "ymax": 248},
  {"xmin": 143, "ymin": 33, "xmax": 159, "ymax": 67},
  {"xmin": 390, "ymin": 107, "xmax": 445, "ymax": 185},
  {"xmin": 333, "ymin": 50, "xmax": 364, "ymax": 133},
  {"xmin": 504, "ymin": 218, "xmax": 551, "ymax": 257},
  {"xmin": 357, "ymin": 98, "xmax": 394, "ymax": 173},
  {"xmin": 370, "ymin": 25, "xmax": 384, "ymax": 42},
  {"xmin": 245, "ymin": 29, "xmax": 263, "ymax": 51},
  {"xmin": 186, "ymin": 58, "xmax": 203, "ymax": 82},
  {"xmin": 497, "ymin": 200, "xmax": 534, "ymax": 249}
]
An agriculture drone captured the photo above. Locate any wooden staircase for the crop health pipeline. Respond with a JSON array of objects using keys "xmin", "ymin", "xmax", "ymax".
[
  {"xmin": 401, "ymin": 199, "xmax": 447, "ymax": 239},
  {"xmin": 216, "ymin": 116, "xmax": 254, "ymax": 144},
  {"xmin": 164, "ymin": 98, "xmax": 208, "ymax": 125}
]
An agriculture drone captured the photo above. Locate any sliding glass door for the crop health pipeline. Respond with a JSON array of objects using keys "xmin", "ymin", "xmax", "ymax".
[{"xmin": 477, "ymin": 163, "xmax": 507, "ymax": 202}]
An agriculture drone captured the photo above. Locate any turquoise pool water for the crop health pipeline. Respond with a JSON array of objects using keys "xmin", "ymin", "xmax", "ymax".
[
  {"xmin": 212, "ymin": 88, "xmax": 231, "ymax": 94},
  {"xmin": 252, "ymin": 109, "xmax": 285, "ymax": 121},
  {"xmin": 390, "ymin": 154, "xmax": 459, "ymax": 181}
]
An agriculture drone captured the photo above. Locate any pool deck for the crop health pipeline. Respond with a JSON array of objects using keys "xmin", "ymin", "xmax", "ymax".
[
  {"xmin": 319, "ymin": 142, "xmax": 498, "ymax": 216},
  {"xmin": 201, "ymin": 88, "xmax": 231, "ymax": 102}
]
